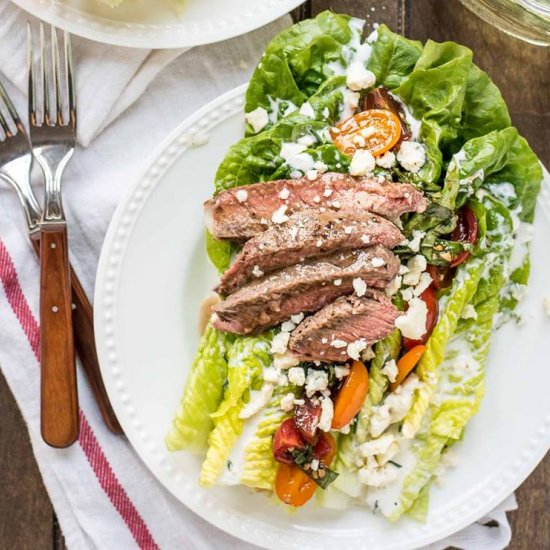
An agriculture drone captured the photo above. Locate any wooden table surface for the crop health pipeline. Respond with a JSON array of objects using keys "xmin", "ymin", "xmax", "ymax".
[{"xmin": 1, "ymin": 0, "xmax": 548, "ymax": 548}]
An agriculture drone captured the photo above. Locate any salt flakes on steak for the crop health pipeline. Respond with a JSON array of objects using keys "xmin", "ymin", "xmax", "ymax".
[{"xmin": 235, "ymin": 189, "xmax": 248, "ymax": 203}]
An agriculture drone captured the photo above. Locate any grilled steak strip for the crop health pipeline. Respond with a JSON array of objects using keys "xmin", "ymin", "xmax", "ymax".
[
  {"xmin": 205, "ymin": 172, "xmax": 428, "ymax": 241},
  {"xmin": 217, "ymin": 209, "xmax": 403, "ymax": 295},
  {"xmin": 289, "ymin": 292, "xmax": 401, "ymax": 362},
  {"xmin": 212, "ymin": 247, "xmax": 399, "ymax": 335}
]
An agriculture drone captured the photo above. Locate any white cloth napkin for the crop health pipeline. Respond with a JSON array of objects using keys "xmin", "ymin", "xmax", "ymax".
[{"xmin": 0, "ymin": 3, "xmax": 518, "ymax": 549}]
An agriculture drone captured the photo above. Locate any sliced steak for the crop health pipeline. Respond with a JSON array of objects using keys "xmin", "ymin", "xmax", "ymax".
[
  {"xmin": 217, "ymin": 209, "xmax": 403, "ymax": 295},
  {"xmin": 289, "ymin": 292, "xmax": 401, "ymax": 362},
  {"xmin": 212, "ymin": 247, "xmax": 399, "ymax": 335},
  {"xmin": 205, "ymin": 172, "xmax": 428, "ymax": 240}
]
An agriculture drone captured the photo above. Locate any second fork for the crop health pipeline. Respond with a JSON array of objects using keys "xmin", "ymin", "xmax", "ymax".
[{"xmin": 28, "ymin": 24, "xmax": 78, "ymax": 448}]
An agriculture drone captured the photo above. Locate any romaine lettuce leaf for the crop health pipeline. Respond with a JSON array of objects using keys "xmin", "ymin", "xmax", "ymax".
[
  {"xmin": 166, "ymin": 325, "xmax": 232, "ymax": 453},
  {"xmin": 199, "ymin": 334, "xmax": 273, "ymax": 487}
]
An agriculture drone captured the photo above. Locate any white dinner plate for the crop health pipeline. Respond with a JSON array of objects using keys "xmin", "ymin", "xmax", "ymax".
[
  {"xmin": 95, "ymin": 84, "xmax": 550, "ymax": 550},
  {"xmin": 11, "ymin": 0, "xmax": 304, "ymax": 48}
]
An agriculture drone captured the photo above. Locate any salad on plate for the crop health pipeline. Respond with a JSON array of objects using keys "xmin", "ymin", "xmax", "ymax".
[{"xmin": 166, "ymin": 12, "xmax": 542, "ymax": 521}]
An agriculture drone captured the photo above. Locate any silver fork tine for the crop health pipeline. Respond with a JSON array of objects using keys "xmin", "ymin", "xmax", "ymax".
[
  {"xmin": 40, "ymin": 23, "xmax": 50, "ymax": 126},
  {"xmin": 0, "ymin": 107, "xmax": 11, "ymax": 138},
  {"xmin": 65, "ymin": 31, "xmax": 76, "ymax": 130},
  {"xmin": 0, "ymin": 81, "xmax": 23, "ymax": 135},
  {"xmin": 50, "ymin": 26, "xmax": 63, "ymax": 126},
  {"xmin": 27, "ymin": 23, "xmax": 38, "ymax": 127}
]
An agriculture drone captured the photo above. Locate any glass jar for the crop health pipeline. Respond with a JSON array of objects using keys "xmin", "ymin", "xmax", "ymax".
[{"xmin": 459, "ymin": 0, "xmax": 550, "ymax": 46}]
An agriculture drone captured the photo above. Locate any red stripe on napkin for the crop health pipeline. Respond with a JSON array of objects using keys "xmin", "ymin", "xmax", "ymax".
[{"xmin": 0, "ymin": 239, "xmax": 159, "ymax": 550}]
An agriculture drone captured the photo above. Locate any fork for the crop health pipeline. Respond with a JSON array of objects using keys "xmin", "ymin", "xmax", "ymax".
[
  {"xmin": 28, "ymin": 24, "xmax": 79, "ymax": 448},
  {"xmin": 0, "ymin": 79, "xmax": 123, "ymax": 436}
]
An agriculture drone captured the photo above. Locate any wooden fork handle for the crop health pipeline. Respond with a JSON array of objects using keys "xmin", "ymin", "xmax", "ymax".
[
  {"xmin": 40, "ymin": 225, "xmax": 79, "ymax": 448},
  {"xmin": 31, "ymin": 238, "xmax": 123, "ymax": 435}
]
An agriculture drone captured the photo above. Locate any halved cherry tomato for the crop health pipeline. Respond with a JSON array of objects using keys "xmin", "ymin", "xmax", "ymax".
[
  {"xmin": 390, "ymin": 345, "xmax": 426, "ymax": 392},
  {"xmin": 330, "ymin": 109, "xmax": 402, "ymax": 157},
  {"xmin": 275, "ymin": 464, "xmax": 317, "ymax": 507},
  {"xmin": 450, "ymin": 205, "xmax": 478, "ymax": 267},
  {"xmin": 331, "ymin": 360, "xmax": 369, "ymax": 430},
  {"xmin": 314, "ymin": 431, "xmax": 337, "ymax": 466},
  {"xmin": 427, "ymin": 264, "xmax": 454, "ymax": 290},
  {"xmin": 363, "ymin": 87, "xmax": 411, "ymax": 142},
  {"xmin": 272, "ymin": 418, "xmax": 306, "ymax": 465},
  {"xmin": 403, "ymin": 286, "xmax": 439, "ymax": 350},
  {"xmin": 274, "ymin": 431, "xmax": 337, "ymax": 507},
  {"xmin": 294, "ymin": 396, "xmax": 322, "ymax": 444}
]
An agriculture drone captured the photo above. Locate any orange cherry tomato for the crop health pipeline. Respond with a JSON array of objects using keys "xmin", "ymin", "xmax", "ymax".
[
  {"xmin": 274, "ymin": 431, "xmax": 337, "ymax": 507},
  {"xmin": 331, "ymin": 360, "xmax": 369, "ymax": 430},
  {"xmin": 390, "ymin": 345, "xmax": 426, "ymax": 392},
  {"xmin": 330, "ymin": 109, "xmax": 402, "ymax": 157},
  {"xmin": 275, "ymin": 464, "xmax": 317, "ymax": 507}
]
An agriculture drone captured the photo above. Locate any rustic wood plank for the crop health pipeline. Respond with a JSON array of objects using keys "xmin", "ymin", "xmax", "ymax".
[
  {"xmin": 0, "ymin": 371, "xmax": 55, "ymax": 549},
  {"xmin": 309, "ymin": 0, "xmax": 407, "ymax": 35}
]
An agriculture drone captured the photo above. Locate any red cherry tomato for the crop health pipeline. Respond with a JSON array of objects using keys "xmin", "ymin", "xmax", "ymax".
[
  {"xmin": 294, "ymin": 397, "xmax": 322, "ymax": 444},
  {"xmin": 450, "ymin": 206, "xmax": 478, "ymax": 267},
  {"xmin": 403, "ymin": 286, "xmax": 439, "ymax": 350},
  {"xmin": 272, "ymin": 418, "xmax": 306, "ymax": 465},
  {"xmin": 427, "ymin": 264, "xmax": 454, "ymax": 290}
]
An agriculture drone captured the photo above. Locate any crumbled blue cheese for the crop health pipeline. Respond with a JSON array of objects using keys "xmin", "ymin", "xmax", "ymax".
[
  {"xmin": 353, "ymin": 277, "xmax": 367, "ymax": 297},
  {"xmin": 349, "ymin": 149, "xmax": 376, "ymax": 176},
  {"xmin": 299, "ymin": 102, "xmax": 315, "ymax": 118},
  {"xmin": 245, "ymin": 107, "xmax": 269, "ymax": 133},
  {"xmin": 263, "ymin": 366, "xmax": 281, "ymax": 384},
  {"xmin": 359, "ymin": 464, "xmax": 399, "ymax": 488},
  {"xmin": 371, "ymin": 256, "xmax": 386, "ymax": 268},
  {"xmin": 271, "ymin": 205, "xmax": 289, "ymax": 224},
  {"xmin": 239, "ymin": 383, "xmax": 274, "ymax": 419},
  {"xmin": 334, "ymin": 279, "xmax": 343, "ymax": 286},
  {"xmin": 288, "ymin": 367, "xmax": 306, "ymax": 386},
  {"xmin": 280, "ymin": 142, "xmax": 315, "ymax": 173},
  {"xmin": 413, "ymin": 271, "xmax": 433, "ymax": 297},
  {"xmin": 402, "ymin": 254, "xmax": 427, "ymax": 286},
  {"xmin": 370, "ymin": 374, "xmax": 422, "ymax": 437},
  {"xmin": 339, "ymin": 89, "xmax": 360, "ymax": 121},
  {"xmin": 346, "ymin": 63, "xmax": 376, "ymax": 91},
  {"xmin": 381, "ymin": 359, "xmax": 398, "ymax": 383},
  {"xmin": 347, "ymin": 339, "xmax": 367, "ymax": 360},
  {"xmin": 271, "ymin": 332, "xmax": 290, "ymax": 354},
  {"xmin": 334, "ymin": 365, "xmax": 351, "ymax": 379},
  {"xmin": 386, "ymin": 275, "xmax": 402, "ymax": 297},
  {"xmin": 235, "ymin": 189, "xmax": 248, "ymax": 203},
  {"xmin": 291, "ymin": 313, "xmax": 304, "ymax": 324},
  {"xmin": 331, "ymin": 339, "xmax": 348, "ymax": 349},
  {"xmin": 305, "ymin": 369, "xmax": 329, "ymax": 397},
  {"xmin": 252, "ymin": 265, "xmax": 264, "ymax": 278},
  {"xmin": 396, "ymin": 141, "xmax": 426, "ymax": 173},
  {"xmin": 461, "ymin": 304, "xmax": 478, "ymax": 320},
  {"xmin": 359, "ymin": 432, "xmax": 396, "ymax": 458},
  {"xmin": 280, "ymin": 392, "xmax": 297, "ymax": 412},
  {"xmin": 406, "ymin": 230, "xmax": 425, "ymax": 253},
  {"xmin": 314, "ymin": 160, "xmax": 328, "ymax": 173},
  {"xmin": 278, "ymin": 187, "xmax": 290, "ymax": 200},
  {"xmin": 375, "ymin": 150, "xmax": 396, "ymax": 169},
  {"xmin": 281, "ymin": 320, "xmax": 296, "ymax": 332},
  {"xmin": 395, "ymin": 297, "xmax": 428, "ymax": 340},
  {"xmin": 273, "ymin": 352, "xmax": 300, "ymax": 370},
  {"xmin": 318, "ymin": 396, "xmax": 334, "ymax": 431}
]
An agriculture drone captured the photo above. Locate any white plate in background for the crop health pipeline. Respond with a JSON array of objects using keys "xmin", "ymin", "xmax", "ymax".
[
  {"xmin": 11, "ymin": 0, "xmax": 304, "ymax": 48},
  {"xmin": 95, "ymin": 84, "xmax": 550, "ymax": 550}
]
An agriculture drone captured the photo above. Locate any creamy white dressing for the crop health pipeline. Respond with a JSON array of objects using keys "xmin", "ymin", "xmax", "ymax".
[
  {"xmin": 509, "ymin": 222, "xmax": 534, "ymax": 272},
  {"xmin": 266, "ymin": 96, "xmax": 298, "ymax": 124},
  {"xmin": 218, "ymin": 412, "xmax": 265, "ymax": 486},
  {"xmin": 388, "ymin": 91, "xmax": 422, "ymax": 140},
  {"xmin": 365, "ymin": 437, "xmax": 417, "ymax": 516}
]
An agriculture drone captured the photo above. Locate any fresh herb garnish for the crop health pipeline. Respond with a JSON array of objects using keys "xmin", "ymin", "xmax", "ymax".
[
  {"xmin": 226, "ymin": 460, "xmax": 233, "ymax": 471},
  {"xmin": 290, "ymin": 446, "xmax": 339, "ymax": 490},
  {"xmin": 388, "ymin": 460, "xmax": 402, "ymax": 468}
]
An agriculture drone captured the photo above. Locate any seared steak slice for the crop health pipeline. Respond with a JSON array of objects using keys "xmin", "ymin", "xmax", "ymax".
[
  {"xmin": 205, "ymin": 172, "xmax": 428, "ymax": 240},
  {"xmin": 289, "ymin": 292, "xmax": 401, "ymax": 362},
  {"xmin": 212, "ymin": 247, "xmax": 399, "ymax": 335},
  {"xmin": 217, "ymin": 209, "xmax": 403, "ymax": 295}
]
